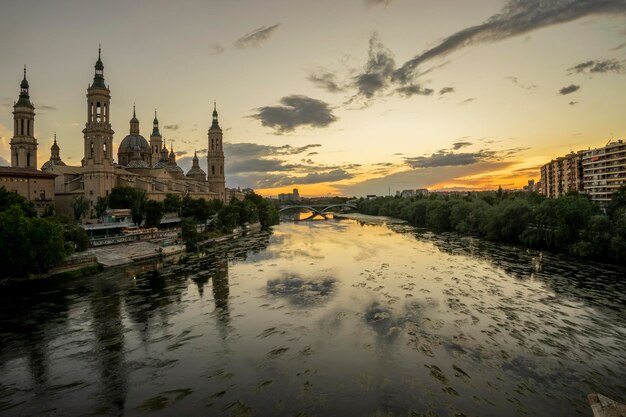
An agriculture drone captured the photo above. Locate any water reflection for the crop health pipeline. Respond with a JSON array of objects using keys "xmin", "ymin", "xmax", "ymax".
[{"xmin": 0, "ymin": 223, "xmax": 624, "ymax": 417}]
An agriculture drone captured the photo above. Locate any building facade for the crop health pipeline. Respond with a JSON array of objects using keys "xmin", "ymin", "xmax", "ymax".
[
  {"xmin": 1, "ymin": 67, "xmax": 57, "ymax": 215},
  {"xmin": 33, "ymin": 49, "xmax": 234, "ymax": 219},
  {"xmin": 582, "ymin": 140, "xmax": 626, "ymax": 206},
  {"xmin": 539, "ymin": 151, "xmax": 583, "ymax": 198}
]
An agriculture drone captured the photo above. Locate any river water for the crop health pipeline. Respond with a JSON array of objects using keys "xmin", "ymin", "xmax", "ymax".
[{"xmin": 0, "ymin": 215, "xmax": 625, "ymax": 417}]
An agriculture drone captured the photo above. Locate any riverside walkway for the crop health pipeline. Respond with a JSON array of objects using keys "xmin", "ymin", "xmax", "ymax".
[{"xmin": 87, "ymin": 241, "xmax": 186, "ymax": 267}]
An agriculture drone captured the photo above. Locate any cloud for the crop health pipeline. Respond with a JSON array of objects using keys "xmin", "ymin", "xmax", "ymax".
[
  {"xmin": 249, "ymin": 169, "xmax": 353, "ymax": 188},
  {"xmin": 208, "ymin": 43, "xmax": 225, "ymax": 55},
  {"xmin": 175, "ymin": 151, "xmax": 187, "ymax": 157},
  {"xmin": 569, "ymin": 101, "xmax": 579, "ymax": 106},
  {"xmin": 163, "ymin": 124, "xmax": 179, "ymax": 130},
  {"xmin": 505, "ymin": 76, "xmax": 537, "ymax": 90},
  {"xmin": 38, "ymin": 104, "xmax": 57, "ymax": 111},
  {"xmin": 439, "ymin": 87, "xmax": 455, "ymax": 95},
  {"xmin": 405, "ymin": 150, "xmax": 497, "ymax": 168},
  {"xmin": 234, "ymin": 24, "xmax": 280, "ymax": 49},
  {"xmin": 559, "ymin": 84, "xmax": 580, "ymax": 95},
  {"xmin": 308, "ymin": 71, "xmax": 345, "ymax": 93},
  {"xmin": 352, "ymin": 33, "xmax": 396, "ymax": 99},
  {"xmin": 364, "ymin": 0, "xmax": 393, "ymax": 7},
  {"xmin": 611, "ymin": 42, "xmax": 626, "ymax": 50},
  {"xmin": 395, "ymin": 84, "xmax": 434, "ymax": 97},
  {"xmin": 336, "ymin": 160, "xmax": 514, "ymax": 196},
  {"xmin": 568, "ymin": 59, "xmax": 625, "ymax": 74},
  {"xmin": 452, "ymin": 141, "xmax": 473, "ymax": 150},
  {"xmin": 393, "ymin": 0, "xmax": 626, "ymax": 85},
  {"xmin": 250, "ymin": 95, "xmax": 337, "ymax": 133},
  {"xmin": 459, "ymin": 98, "xmax": 475, "ymax": 105}
]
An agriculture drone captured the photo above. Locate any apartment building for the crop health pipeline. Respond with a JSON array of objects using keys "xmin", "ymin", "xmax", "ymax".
[
  {"xmin": 582, "ymin": 140, "xmax": 626, "ymax": 206},
  {"xmin": 539, "ymin": 151, "xmax": 584, "ymax": 198}
]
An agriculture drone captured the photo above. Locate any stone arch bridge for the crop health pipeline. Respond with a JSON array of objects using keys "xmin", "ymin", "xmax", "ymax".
[{"xmin": 278, "ymin": 204, "xmax": 357, "ymax": 221}]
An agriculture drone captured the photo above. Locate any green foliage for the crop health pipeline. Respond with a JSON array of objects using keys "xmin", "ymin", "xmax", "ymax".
[
  {"xmin": 0, "ymin": 186, "xmax": 36, "ymax": 217},
  {"xmin": 108, "ymin": 187, "xmax": 137, "ymax": 209},
  {"xmin": 180, "ymin": 217, "xmax": 198, "ymax": 249},
  {"xmin": 95, "ymin": 196, "xmax": 109, "ymax": 218},
  {"xmin": 144, "ymin": 200, "xmax": 164, "ymax": 228},
  {"xmin": 163, "ymin": 193, "xmax": 183, "ymax": 215},
  {"xmin": 358, "ymin": 191, "xmax": 626, "ymax": 264},
  {"xmin": 64, "ymin": 224, "xmax": 90, "ymax": 252},
  {"xmin": 0, "ymin": 206, "xmax": 67, "ymax": 277},
  {"xmin": 71, "ymin": 195, "xmax": 90, "ymax": 222}
]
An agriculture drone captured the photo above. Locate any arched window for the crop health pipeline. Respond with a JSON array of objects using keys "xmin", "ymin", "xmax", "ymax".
[
  {"xmin": 27, "ymin": 120, "xmax": 30, "ymax": 136},
  {"xmin": 96, "ymin": 102, "xmax": 102, "ymax": 123},
  {"xmin": 15, "ymin": 152, "xmax": 19, "ymax": 166},
  {"xmin": 212, "ymin": 165, "xmax": 215, "ymax": 175},
  {"xmin": 103, "ymin": 142, "xmax": 107, "ymax": 157},
  {"xmin": 90, "ymin": 142, "xmax": 94, "ymax": 157},
  {"xmin": 27, "ymin": 152, "xmax": 31, "ymax": 167},
  {"xmin": 20, "ymin": 119, "xmax": 24, "ymax": 135},
  {"xmin": 220, "ymin": 165, "xmax": 223, "ymax": 175}
]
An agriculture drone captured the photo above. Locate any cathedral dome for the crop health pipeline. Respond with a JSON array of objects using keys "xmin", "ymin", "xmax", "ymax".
[
  {"xmin": 118, "ymin": 134, "xmax": 151, "ymax": 167},
  {"xmin": 119, "ymin": 134, "xmax": 150, "ymax": 153}
]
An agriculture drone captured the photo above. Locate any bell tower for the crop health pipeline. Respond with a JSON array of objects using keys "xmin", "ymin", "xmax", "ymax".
[
  {"xmin": 149, "ymin": 109, "xmax": 162, "ymax": 166},
  {"xmin": 83, "ymin": 47, "xmax": 115, "ymax": 207},
  {"xmin": 10, "ymin": 66, "xmax": 38, "ymax": 170},
  {"xmin": 207, "ymin": 102, "xmax": 226, "ymax": 202}
]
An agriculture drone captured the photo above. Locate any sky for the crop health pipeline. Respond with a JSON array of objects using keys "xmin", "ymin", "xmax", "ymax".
[{"xmin": 0, "ymin": 0, "xmax": 625, "ymax": 197}]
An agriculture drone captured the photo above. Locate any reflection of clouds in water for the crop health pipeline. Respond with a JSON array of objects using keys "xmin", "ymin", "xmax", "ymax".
[{"xmin": 267, "ymin": 275, "xmax": 336, "ymax": 307}]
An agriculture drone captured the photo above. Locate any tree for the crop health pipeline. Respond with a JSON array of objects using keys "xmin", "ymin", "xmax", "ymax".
[
  {"xmin": 95, "ymin": 196, "xmax": 109, "ymax": 219},
  {"xmin": 0, "ymin": 186, "xmax": 36, "ymax": 217},
  {"xmin": 71, "ymin": 195, "xmax": 90, "ymax": 222},
  {"xmin": 64, "ymin": 225, "xmax": 90, "ymax": 252},
  {"xmin": 163, "ymin": 193, "xmax": 183, "ymax": 215},
  {"xmin": 109, "ymin": 187, "xmax": 137, "ymax": 209},
  {"xmin": 130, "ymin": 189, "xmax": 147, "ymax": 226},
  {"xmin": 180, "ymin": 217, "xmax": 198, "ymax": 249},
  {"xmin": 0, "ymin": 206, "xmax": 67, "ymax": 277},
  {"xmin": 144, "ymin": 200, "xmax": 164, "ymax": 228}
]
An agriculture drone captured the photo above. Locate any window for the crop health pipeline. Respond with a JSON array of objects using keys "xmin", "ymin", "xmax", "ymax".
[
  {"xmin": 212, "ymin": 165, "xmax": 215, "ymax": 175},
  {"xmin": 27, "ymin": 153, "xmax": 31, "ymax": 167},
  {"xmin": 96, "ymin": 102, "xmax": 102, "ymax": 123},
  {"xmin": 27, "ymin": 120, "xmax": 30, "ymax": 136},
  {"xmin": 91, "ymin": 142, "xmax": 94, "ymax": 157},
  {"xmin": 20, "ymin": 119, "xmax": 24, "ymax": 135}
]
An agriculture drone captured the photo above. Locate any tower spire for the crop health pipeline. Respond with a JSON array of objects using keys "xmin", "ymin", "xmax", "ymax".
[
  {"xmin": 92, "ymin": 45, "xmax": 106, "ymax": 88},
  {"xmin": 211, "ymin": 101, "xmax": 220, "ymax": 130}
]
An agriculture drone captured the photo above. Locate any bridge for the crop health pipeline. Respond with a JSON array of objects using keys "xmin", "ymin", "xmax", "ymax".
[{"xmin": 278, "ymin": 204, "xmax": 357, "ymax": 221}]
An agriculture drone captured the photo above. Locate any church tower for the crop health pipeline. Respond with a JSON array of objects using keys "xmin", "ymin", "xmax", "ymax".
[
  {"xmin": 10, "ymin": 67, "xmax": 38, "ymax": 169},
  {"xmin": 207, "ymin": 102, "xmax": 226, "ymax": 202},
  {"xmin": 82, "ymin": 47, "xmax": 115, "ymax": 206},
  {"xmin": 149, "ymin": 109, "xmax": 162, "ymax": 166}
]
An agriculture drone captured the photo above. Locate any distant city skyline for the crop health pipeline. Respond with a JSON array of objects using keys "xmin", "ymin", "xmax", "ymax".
[{"xmin": 0, "ymin": 0, "xmax": 625, "ymax": 197}]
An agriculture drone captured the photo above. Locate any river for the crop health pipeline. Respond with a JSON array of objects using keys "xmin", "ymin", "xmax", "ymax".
[{"xmin": 0, "ymin": 215, "xmax": 624, "ymax": 417}]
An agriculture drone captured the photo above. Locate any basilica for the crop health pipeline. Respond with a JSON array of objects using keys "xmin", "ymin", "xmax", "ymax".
[{"xmin": 3, "ymin": 49, "xmax": 234, "ymax": 218}]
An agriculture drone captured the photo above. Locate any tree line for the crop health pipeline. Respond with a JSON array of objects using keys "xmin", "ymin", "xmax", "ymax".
[
  {"xmin": 0, "ymin": 185, "xmax": 280, "ymax": 279},
  {"xmin": 357, "ymin": 189, "xmax": 626, "ymax": 264}
]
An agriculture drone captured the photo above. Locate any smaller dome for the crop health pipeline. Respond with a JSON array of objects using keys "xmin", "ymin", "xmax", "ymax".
[
  {"xmin": 41, "ymin": 159, "xmax": 66, "ymax": 170},
  {"xmin": 20, "ymin": 78, "xmax": 29, "ymax": 90},
  {"xmin": 127, "ymin": 159, "xmax": 150, "ymax": 168},
  {"xmin": 166, "ymin": 164, "xmax": 184, "ymax": 174},
  {"xmin": 153, "ymin": 160, "xmax": 169, "ymax": 169}
]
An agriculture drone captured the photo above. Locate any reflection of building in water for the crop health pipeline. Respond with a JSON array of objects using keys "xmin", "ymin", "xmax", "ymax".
[
  {"xmin": 0, "ymin": 288, "xmax": 70, "ymax": 396},
  {"xmin": 90, "ymin": 277, "xmax": 127, "ymax": 415},
  {"xmin": 193, "ymin": 257, "xmax": 230, "ymax": 336}
]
